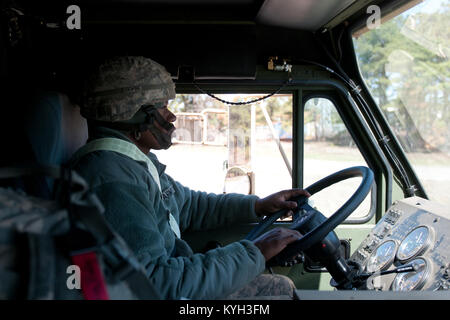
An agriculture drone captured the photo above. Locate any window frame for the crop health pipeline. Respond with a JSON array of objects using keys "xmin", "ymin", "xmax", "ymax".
[
  {"xmin": 302, "ymin": 93, "xmax": 376, "ymax": 224},
  {"xmin": 343, "ymin": 0, "xmax": 429, "ymax": 203}
]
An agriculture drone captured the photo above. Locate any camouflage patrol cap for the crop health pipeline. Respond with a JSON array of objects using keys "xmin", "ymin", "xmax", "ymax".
[{"xmin": 82, "ymin": 56, "xmax": 176, "ymax": 122}]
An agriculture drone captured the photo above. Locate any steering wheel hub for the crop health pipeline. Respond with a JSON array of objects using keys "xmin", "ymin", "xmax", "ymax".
[{"xmin": 246, "ymin": 166, "xmax": 374, "ymax": 289}]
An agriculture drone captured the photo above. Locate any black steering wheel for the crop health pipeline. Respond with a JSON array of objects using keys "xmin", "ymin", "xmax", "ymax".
[{"xmin": 245, "ymin": 166, "xmax": 374, "ymax": 269}]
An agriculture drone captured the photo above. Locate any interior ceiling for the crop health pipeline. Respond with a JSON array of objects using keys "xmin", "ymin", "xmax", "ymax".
[
  {"xmin": 25, "ymin": 0, "xmax": 370, "ymax": 31},
  {"xmin": 255, "ymin": 0, "xmax": 358, "ymax": 30}
]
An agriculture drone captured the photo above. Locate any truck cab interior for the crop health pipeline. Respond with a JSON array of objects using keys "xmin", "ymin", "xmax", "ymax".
[{"xmin": 1, "ymin": 0, "xmax": 449, "ymax": 300}]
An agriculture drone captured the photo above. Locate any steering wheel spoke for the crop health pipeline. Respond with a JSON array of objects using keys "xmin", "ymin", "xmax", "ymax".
[{"xmin": 246, "ymin": 166, "xmax": 374, "ymax": 283}]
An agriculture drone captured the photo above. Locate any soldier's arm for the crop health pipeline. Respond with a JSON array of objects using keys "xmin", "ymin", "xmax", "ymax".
[
  {"xmin": 89, "ymin": 181, "xmax": 265, "ymax": 299},
  {"xmin": 170, "ymin": 176, "xmax": 262, "ymax": 232}
]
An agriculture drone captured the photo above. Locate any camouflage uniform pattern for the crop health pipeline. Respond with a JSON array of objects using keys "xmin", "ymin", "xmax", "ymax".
[
  {"xmin": 82, "ymin": 56, "xmax": 176, "ymax": 122},
  {"xmin": 0, "ymin": 187, "xmax": 73, "ymax": 299},
  {"xmin": 0, "ymin": 188, "xmax": 69, "ymax": 235},
  {"xmin": 226, "ymin": 274, "xmax": 296, "ymax": 300}
]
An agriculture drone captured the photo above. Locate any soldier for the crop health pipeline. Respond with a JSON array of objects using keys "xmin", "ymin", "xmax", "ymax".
[{"xmin": 70, "ymin": 56, "xmax": 310, "ymax": 299}]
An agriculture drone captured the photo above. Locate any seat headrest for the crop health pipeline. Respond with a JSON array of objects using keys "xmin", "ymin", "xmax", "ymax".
[{"xmin": 25, "ymin": 91, "xmax": 88, "ymax": 166}]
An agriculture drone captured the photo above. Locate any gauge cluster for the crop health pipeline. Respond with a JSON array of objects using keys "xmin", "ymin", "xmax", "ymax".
[
  {"xmin": 397, "ymin": 226, "xmax": 434, "ymax": 262},
  {"xmin": 366, "ymin": 240, "xmax": 397, "ymax": 273},
  {"xmin": 350, "ymin": 197, "xmax": 450, "ymax": 291}
]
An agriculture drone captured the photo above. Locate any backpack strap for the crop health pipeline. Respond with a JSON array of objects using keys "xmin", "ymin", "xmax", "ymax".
[
  {"xmin": 0, "ymin": 228, "xmax": 60, "ymax": 300},
  {"xmin": 0, "ymin": 165, "xmax": 88, "ymax": 194},
  {"xmin": 0, "ymin": 229, "xmax": 22, "ymax": 299},
  {"xmin": 26, "ymin": 233, "xmax": 57, "ymax": 299}
]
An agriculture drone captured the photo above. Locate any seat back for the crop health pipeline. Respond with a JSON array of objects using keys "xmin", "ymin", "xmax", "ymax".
[
  {"xmin": 25, "ymin": 91, "xmax": 88, "ymax": 166},
  {"xmin": 20, "ymin": 91, "xmax": 88, "ymax": 198}
]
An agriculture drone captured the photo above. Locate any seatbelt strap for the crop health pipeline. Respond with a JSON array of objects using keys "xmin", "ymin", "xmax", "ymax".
[{"xmin": 71, "ymin": 138, "xmax": 181, "ymax": 238}]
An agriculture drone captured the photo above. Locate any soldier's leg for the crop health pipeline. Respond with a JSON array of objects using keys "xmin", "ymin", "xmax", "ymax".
[{"xmin": 226, "ymin": 274, "xmax": 296, "ymax": 299}]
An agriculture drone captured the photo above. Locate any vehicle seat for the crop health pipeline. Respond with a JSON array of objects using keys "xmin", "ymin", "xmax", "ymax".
[
  {"xmin": 24, "ymin": 92, "xmax": 88, "ymax": 166},
  {"xmin": 20, "ymin": 91, "xmax": 88, "ymax": 198}
]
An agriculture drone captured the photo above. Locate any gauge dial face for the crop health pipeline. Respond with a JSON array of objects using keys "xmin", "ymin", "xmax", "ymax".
[
  {"xmin": 366, "ymin": 240, "xmax": 397, "ymax": 273},
  {"xmin": 397, "ymin": 226, "xmax": 432, "ymax": 261},
  {"xmin": 392, "ymin": 258, "xmax": 429, "ymax": 291}
]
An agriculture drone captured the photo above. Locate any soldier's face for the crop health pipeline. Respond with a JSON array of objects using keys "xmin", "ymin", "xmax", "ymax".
[{"xmin": 140, "ymin": 105, "xmax": 177, "ymax": 150}]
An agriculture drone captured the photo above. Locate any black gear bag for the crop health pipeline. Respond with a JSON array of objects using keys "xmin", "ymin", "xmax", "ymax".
[{"xmin": 0, "ymin": 165, "xmax": 161, "ymax": 299}]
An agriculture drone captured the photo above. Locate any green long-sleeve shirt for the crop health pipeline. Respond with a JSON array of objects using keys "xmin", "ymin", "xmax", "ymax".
[{"xmin": 70, "ymin": 127, "xmax": 266, "ymax": 299}]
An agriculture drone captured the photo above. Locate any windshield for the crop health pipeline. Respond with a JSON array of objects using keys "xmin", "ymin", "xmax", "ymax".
[
  {"xmin": 353, "ymin": 0, "xmax": 450, "ymax": 206},
  {"xmin": 155, "ymin": 93, "xmax": 293, "ymax": 198}
]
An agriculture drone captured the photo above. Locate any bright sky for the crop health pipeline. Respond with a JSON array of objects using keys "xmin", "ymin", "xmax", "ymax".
[{"xmin": 407, "ymin": 0, "xmax": 448, "ymax": 15}]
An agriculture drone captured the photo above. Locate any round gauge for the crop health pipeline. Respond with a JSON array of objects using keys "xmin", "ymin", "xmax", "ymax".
[
  {"xmin": 392, "ymin": 258, "xmax": 431, "ymax": 291},
  {"xmin": 366, "ymin": 240, "xmax": 397, "ymax": 273},
  {"xmin": 397, "ymin": 226, "xmax": 433, "ymax": 262}
]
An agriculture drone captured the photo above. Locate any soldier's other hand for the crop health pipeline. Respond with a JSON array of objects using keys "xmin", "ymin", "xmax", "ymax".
[
  {"xmin": 252, "ymin": 228, "xmax": 301, "ymax": 261},
  {"xmin": 255, "ymin": 188, "xmax": 310, "ymax": 218}
]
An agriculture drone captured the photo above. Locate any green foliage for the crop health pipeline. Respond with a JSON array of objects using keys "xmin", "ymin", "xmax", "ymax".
[{"xmin": 353, "ymin": 1, "xmax": 449, "ymax": 153}]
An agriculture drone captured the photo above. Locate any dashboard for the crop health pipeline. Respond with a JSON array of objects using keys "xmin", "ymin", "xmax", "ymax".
[{"xmin": 349, "ymin": 196, "xmax": 450, "ymax": 291}]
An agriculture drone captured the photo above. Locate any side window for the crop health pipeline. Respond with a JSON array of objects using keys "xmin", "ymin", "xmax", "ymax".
[
  {"xmin": 304, "ymin": 98, "xmax": 372, "ymax": 220},
  {"xmin": 155, "ymin": 94, "xmax": 293, "ymax": 198},
  {"xmin": 352, "ymin": 0, "xmax": 450, "ymax": 206}
]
